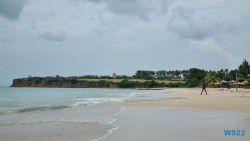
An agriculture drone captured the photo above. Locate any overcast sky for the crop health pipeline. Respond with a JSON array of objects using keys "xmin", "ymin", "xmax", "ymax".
[{"xmin": 0, "ymin": 0, "xmax": 250, "ymax": 85}]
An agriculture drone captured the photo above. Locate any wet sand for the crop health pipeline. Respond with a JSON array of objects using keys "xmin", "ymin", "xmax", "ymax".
[
  {"xmin": 0, "ymin": 122, "xmax": 112, "ymax": 141},
  {"xmin": 119, "ymin": 88, "xmax": 250, "ymax": 114},
  {"xmin": 101, "ymin": 106, "xmax": 250, "ymax": 141},
  {"xmin": 104, "ymin": 88, "xmax": 250, "ymax": 141}
]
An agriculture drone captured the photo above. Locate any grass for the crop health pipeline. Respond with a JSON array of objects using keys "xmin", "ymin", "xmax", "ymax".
[{"xmin": 77, "ymin": 79, "xmax": 185, "ymax": 84}]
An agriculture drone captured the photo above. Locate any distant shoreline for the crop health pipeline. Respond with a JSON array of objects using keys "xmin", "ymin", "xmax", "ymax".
[{"xmin": 11, "ymin": 77, "xmax": 185, "ymax": 88}]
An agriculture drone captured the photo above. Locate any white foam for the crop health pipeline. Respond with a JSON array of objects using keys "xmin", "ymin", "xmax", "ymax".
[
  {"xmin": 72, "ymin": 92, "xmax": 138, "ymax": 107},
  {"xmin": 72, "ymin": 98, "xmax": 123, "ymax": 107},
  {"xmin": 1, "ymin": 118, "xmax": 116, "ymax": 127},
  {"xmin": 90, "ymin": 106, "xmax": 126, "ymax": 141}
]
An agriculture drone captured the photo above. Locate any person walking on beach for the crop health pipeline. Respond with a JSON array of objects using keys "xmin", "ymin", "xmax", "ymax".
[{"xmin": 200, "ymin": 81, "xmax": 207, "ymax": 95}]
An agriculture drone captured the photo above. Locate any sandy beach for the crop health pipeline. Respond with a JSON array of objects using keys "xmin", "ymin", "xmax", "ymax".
[
  {"xmin": 119, "ymin": 88, "xmax": 250, "ymax": 114},
  {"xmin": 99, "ymin": 88, "xmax": 250, "ymax": 141}
]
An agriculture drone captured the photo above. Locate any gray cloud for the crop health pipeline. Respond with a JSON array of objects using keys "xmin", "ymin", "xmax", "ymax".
[
  {"xmin": 86, "ymin": 0, "xmax": 170, "ymax": 21},
  {"xmin": 39, "ymin": 31, "xmax": 67, "ymax": 42},
  {"xmin": 0, "ymin": 0, "xmax": 27, "ymax": 20},
  {"xmin": 160, "ymin": 0, "xmax": 173, "ymax": 13},
  {"xmin": 0, "ymin": 37, "xmax": 11, "ymax": 43},
  {"xmin": 103, "ymin": 0, "xmax": 151, "ymax": 20},
  {"xmin": 167, "ymin": 6, "xmax": 233, "ymax": 40}
]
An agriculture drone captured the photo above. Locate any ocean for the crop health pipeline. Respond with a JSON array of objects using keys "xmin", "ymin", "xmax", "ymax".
[{"xmin": 0, "ymin": 86, "xmax": 169, "ymax": 141}]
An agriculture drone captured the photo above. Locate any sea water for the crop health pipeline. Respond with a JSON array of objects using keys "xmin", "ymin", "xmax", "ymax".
[{"xmin": 0, "ymin": 86, "xmax": 169, "ymax": 141}]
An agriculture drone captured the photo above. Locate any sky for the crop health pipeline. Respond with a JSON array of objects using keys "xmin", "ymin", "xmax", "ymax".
[{"xmin": 0, "ymin": 0, "xmax": 250, "ymax": 86}]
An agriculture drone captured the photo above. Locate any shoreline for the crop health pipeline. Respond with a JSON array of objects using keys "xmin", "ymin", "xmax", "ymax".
[
  {"xmin": 118, "ymin": 88, "xmax": 250, "ymax": 114},
  {"xmin": 101, "ymin": 106, "xmax": 250, "ymax": 141}
]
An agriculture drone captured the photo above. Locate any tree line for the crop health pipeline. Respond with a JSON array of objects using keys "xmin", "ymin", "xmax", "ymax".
[
  {"xmin": 12, "ymin": 59, "xmax": 250, "ymax": 88},
  {"xmin": 77, "ymin": 70, "xmax": 187, "ymax": 80},
  {"xmin": 186, "ymin": 59, "xmax": 250, "ymax": 87},
  {"xmin": 12, "ymin": 76, "xmax": 185, "ymax": 88}
]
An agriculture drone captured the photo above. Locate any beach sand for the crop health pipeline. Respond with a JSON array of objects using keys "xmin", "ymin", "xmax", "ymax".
[
  {"xmin": 118, "ymin": 88, "xmax": 250, "ymax": 114},
  {"xmin": 100, "ymin": 88, "xmax": 250, "ymax": 141},
  {"xmin": 101, "ymin": 106, "xmax": 250, "ymax": 141}
]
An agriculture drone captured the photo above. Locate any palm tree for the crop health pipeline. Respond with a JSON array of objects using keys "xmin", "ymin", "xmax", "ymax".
[
  {"xmin": 205, "ymin": 72, "xmax": 220, "ymax": 87},
  {"xmin": 201, "ymin": 72, "xmax": 220, "ymax": 95}
]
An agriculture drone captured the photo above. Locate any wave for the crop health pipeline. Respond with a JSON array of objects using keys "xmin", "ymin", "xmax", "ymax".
[
  {"xmin": 0, "ymin": 118, "xmax": 115, "ymax": 127},
  {"xmin": 71, "ymin": 90, "xmax": 172, "ymax": 107},
  {"xmin": 72, "ymin": 98, "xmax": 124, "ymax": 107},
  {"xmin": 72, "ymin": 92, "xmax": 138, "ymax": 107},
  {"xmin": 1, "ymin": 106, "xmax": 126, "ymax": 127},
  {"xmin": 17, "ymin": 105, "xmax": 70, "ymax": 113}
]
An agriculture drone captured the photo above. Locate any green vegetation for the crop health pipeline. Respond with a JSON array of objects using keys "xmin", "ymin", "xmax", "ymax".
[
  {"xmin": 185, "ymin": 68, "xmax": 206, "ymax": 87},
  {"xmin": 238, "ymin": 59, "xmax": 250, "ymax": 79},
  {"xmin": 11, "ymin": 59, "xmax": 250, "ymax": 88},
  {"xmin": 205, "ymin": 71, "xmax": 220, "ymax": 86},
  {"xmin": 12, "ymin": 77, "xmax": 185, "ymax": 88},
  {"xmin": 77, "ymin": 78, "xmax": 184, "ymax": 84},
  {"xmin": 184, "ymin": 59, "xmax": 250, "ymax": 88}
]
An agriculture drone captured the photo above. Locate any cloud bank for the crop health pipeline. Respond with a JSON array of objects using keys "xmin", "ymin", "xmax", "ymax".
[
  {"xmin": 39, "ymin": 31, "xmax": 67, "ymax": 42},
  {"xmin": 167, "ymin": 5, "xmax": 234, "ymax": 40},
  {"xmin": 87, "ymin": 0, "xmax": 171, "ymax": 20},
  {"xmin": 0, "ymin": 0, "xmax": 250, "ymax": 86},
  {"xmin": 0, "ymin": 0, "xmax": 27, "ymax": 20}
]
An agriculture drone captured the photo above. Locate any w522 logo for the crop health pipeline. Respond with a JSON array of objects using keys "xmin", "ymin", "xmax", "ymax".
[{"xmin": 224, "ymin": 130, "xmax": 245, "ymax": 136}]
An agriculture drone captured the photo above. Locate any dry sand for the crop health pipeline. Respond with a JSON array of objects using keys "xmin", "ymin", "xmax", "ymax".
[{"xmin": 119, "ymin": 88, "xmax": 250, "ymax": 114}]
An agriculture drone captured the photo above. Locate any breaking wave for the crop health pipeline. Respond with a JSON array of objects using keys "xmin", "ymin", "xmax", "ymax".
[{"xmin": 17, "ymin": 105, "xmax": 70, "ymax": 113}]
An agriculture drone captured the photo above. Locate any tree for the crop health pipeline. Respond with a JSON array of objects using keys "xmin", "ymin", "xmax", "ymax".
[
  {"xmin": 118, "ymin": 79, "xmax": 135, "ymax": 88},
  {"xmin": 186, "ymin": 68, "xmax": 207, "ymax": 87},
  {"xmin": 229, "ymin": 70, "xmax": 237, "ymax": 80},
  {"xmin": 174, "ymin": 70, "xmax": 181, "ymax": 78},
  {"xmin": 134, "ymin": 70, "xmax": 155, "ymax": 80},
  {"xmin": 205, "ymin": 71, "xmax": 220, "ymax": 87},
  {"xmin": 216, "ymin": 69, "xmax": 225, "ymax": 80},
  {"xmin": 66, "ymin": 77, "xmax": 78, "ymax": 84},
  {"xmin": 238, "ymin": 59, "xmax": 250, "ymax": 79},
  {"xmin": 143, "ymin": 80, "xmax": 158, "ymax": 88},
  {"xmin": 181, "ymin": 70, "xmax": 188, "ymax": 78},
  {"xmin": 155, "ymin": 70, "xmax": 167, "ymax": 79}
]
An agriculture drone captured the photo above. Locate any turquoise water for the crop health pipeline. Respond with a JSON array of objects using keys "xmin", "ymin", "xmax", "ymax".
[
  {"xmin": 0, "ymin": 87, "xmax": 170, "ymax": 141},
  {"xmin": 0, "ymin": 87, "xmax": 140, "ymax": 114}
]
